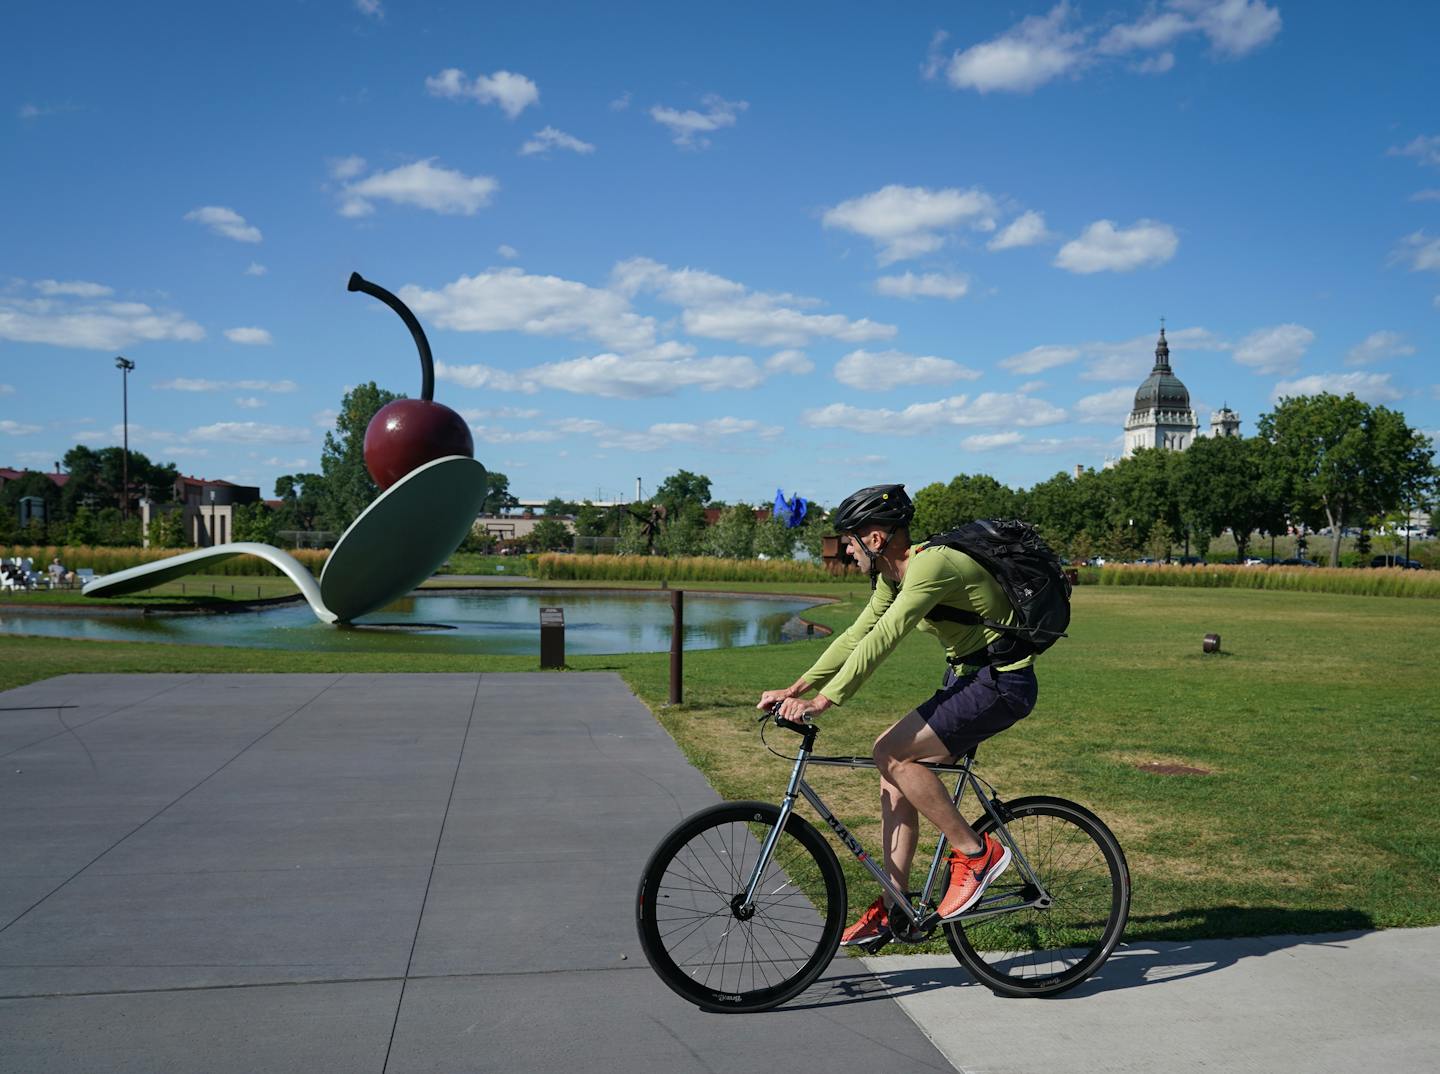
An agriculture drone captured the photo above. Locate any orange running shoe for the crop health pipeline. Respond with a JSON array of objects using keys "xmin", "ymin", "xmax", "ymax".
[
  {"xmin": 937, "ymin": 833, "xmax": 1012, "ymax": 919},
  {"xmin": 840, "ymin": 897, "xmax": 892, "ymax": 947}
]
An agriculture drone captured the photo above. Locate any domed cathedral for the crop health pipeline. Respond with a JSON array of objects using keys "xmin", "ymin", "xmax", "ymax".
[{"xmin": 1122, "ymin": 324, "xmax": 1200, "ymax": 459}]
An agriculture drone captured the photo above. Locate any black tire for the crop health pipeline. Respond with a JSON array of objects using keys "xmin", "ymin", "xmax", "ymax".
[
  {"xmin": 944, "ymin": 795, "xmax": 1130, "ymax": 997},
  {"xmin": 636, "ymin": 801, "xmax": 847, "ymax": 1013}
]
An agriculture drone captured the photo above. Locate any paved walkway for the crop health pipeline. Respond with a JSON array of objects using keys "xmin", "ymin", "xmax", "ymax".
[
  {"xmin": 0, "ymin": 674, "xmax": 949, "ymax": 1073},
  {"xmin": 2, "ymin": 673, "xmax": 1435, "ymax": 1073}
]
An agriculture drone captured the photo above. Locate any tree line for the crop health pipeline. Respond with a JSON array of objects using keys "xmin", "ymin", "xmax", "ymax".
[{"xmin": 5, "ymin": 388, "xmax": 1434, "ymax": 566}]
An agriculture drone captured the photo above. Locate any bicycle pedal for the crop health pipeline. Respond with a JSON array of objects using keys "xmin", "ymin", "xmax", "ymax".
[{"xmin": 856, "ymin": 934, "xmax": 892, "ymax": 955}]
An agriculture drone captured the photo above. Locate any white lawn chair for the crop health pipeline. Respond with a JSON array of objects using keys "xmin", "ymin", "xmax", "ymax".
[{"xmin": 75, "ymin": 568, "xmax": 98, "ymax": 588}]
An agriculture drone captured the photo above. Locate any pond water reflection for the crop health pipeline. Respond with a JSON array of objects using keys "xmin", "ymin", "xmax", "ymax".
[{"xmin": 0, "ymin": 589, "xmax": 825, "ymax": 655}]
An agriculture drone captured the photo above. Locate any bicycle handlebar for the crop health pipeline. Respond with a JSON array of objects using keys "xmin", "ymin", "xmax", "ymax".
[{"xmin": 757, "ymin": 701, "xmax": 814, "ymax": 736}]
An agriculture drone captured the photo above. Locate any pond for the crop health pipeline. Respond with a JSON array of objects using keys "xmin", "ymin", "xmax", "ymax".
[{"xmin": 0, "ymin": 589, "xmax": 827, "ymax": 655}]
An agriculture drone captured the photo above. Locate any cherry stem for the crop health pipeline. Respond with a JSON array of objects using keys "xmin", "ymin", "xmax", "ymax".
[{"xmin": 347, "ymin": 272, "xmax": 434, "ymax": 402}]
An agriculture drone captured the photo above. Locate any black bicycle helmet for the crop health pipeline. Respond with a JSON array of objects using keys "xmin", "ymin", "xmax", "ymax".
[{"xmin": 831, "ymin": 483, "xmax": 914, "ymax": 534}]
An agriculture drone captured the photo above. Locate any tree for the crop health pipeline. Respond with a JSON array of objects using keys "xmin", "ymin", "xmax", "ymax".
[
  {"xmin": 706, "ymin": 503, "xmax": 757, "ymax": 558},
  {"xmin": 146, "ymin": 509, "xmax": 186, "ymax": 549},
  {"xmin": 1176, "ymin": 435, "xmax": 1280, "ymax": 562},
  {"xmin": 753, "ymin": 515, "xmax": 797, "ymax": 560},
  {"xmin": 1258, "ymin": 393, "xmax": 1435, "ymax": 567},
  {"xmin": 1020, "ymin": 472, "xmax": 1083, "ymax": 555},
  {"xmin": 543, "ymin": 496, "xmax": 577, "ymax": 517},
  {"xmin": 273, "ymin": 473, "xmax": 325, "ymax": 536},
  {"xmin": 1106, "ymin": 449, "xmax": 1183, "ymax": 550},
  {"xmin": 0, "ymin": 471, "xmax": 62, "ymax": 533},
  {"xmin": 654, "ymin": 470, "xmax": 712, "ymax": 517},
  {"xmin": 61, "ymin": 445, "xmax": 178, "ymax": 520},
  {"xmin": 318, "ymin": 381, "xmax": 401, "ymax": 532},
  {"xmin": 479, "ymin": 470, "xmax": 517, "ymax": 514},
  {"xmin": 530, "ymin": 517, "xmax": 572, "ymax": 552},
  {"xmin": 657, "ymin": 502, "xmax": 706, "ymax": 556},
  {"xmin": 232, "ymin": 502, "xmax": 278, "ymax": 544},
  {"xmin": 912, "ymin": 474, "xmax": 1019, "ymax": 536}
]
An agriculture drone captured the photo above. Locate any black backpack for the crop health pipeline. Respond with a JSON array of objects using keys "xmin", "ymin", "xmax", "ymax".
[{"xmin": 921, "ymin": 519, "xmax": 1071, "ymax": 664}]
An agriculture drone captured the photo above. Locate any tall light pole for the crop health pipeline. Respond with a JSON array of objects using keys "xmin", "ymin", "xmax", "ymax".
[{"xmin": 115, "ymin": 356, "xmax": 135, "ymax": 519}]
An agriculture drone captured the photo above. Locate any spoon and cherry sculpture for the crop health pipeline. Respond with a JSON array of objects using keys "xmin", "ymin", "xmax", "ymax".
[{"xmin": 84, "ymin": 273, "xmax": 489, "ymax": 624}]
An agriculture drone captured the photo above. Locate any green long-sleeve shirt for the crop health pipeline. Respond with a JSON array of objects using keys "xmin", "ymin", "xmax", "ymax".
[{"xmin": 802, "ymin": 542, "xmax": 1032, "ymax": 706}]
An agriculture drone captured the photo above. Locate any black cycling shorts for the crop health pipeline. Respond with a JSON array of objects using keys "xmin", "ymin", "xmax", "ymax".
[{"xmin": 914, "ymin": 663, "xmax": 1038, "ymax": 757}]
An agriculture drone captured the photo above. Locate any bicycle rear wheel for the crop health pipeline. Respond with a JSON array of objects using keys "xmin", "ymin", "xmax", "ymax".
[
  {"xmin": 945, "ymin": 795, "xmax": 1129, "ymax": 997},
  {"xmin": 636, "ymin": 801, "xmax": 846, "ymax": 1013}
]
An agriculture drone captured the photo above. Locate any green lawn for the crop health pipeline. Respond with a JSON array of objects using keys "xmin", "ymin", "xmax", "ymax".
[{"xmin": 1, "ymin": 582, "xmax": 1435, "ymax": 947}]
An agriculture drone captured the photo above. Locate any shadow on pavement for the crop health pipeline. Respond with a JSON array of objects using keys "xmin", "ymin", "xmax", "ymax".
[{"xmin": 781, "ymin": 906, "xmax": 1377, "ymax": 1009}]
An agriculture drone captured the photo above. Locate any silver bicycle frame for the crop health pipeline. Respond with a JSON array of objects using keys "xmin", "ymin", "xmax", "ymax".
[{"xmin": 740, "ymin": 732, "xmax": 1051, "ymax": 932}]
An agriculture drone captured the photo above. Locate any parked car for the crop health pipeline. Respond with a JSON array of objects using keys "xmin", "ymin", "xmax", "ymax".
[
  {"xmin": 1277, "ymin": 557, "xmax": 1319, "ymax": 567},
  {"xmin": 1242, "ymin": 556, "xmax": 1267, "ymax": 566},
  {"xmin": 1370, "ymin": 555, "xmax": 1423, "ymax": 570},
  {"xmin": 1175, "ymin": 555, "xmax": 1204, "ymax": 566}
]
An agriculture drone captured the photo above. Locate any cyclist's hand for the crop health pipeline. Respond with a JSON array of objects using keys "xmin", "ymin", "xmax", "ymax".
[
  {"xmin": 756, "ymin": 688, "xmax": 792, "ymax": 711},
  {"xmin": 777, "ymin": 696, "xmax": 831, "ymax": 723}
]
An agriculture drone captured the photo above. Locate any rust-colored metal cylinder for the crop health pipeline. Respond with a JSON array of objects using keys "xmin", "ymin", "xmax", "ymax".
[
  {"xmin": 669, "ymin": 590, "xmax": 684, "ymax": 705},
  {"xmin": 1202, "ymin": 633, "xmax": 1221, "ymax": 654}
]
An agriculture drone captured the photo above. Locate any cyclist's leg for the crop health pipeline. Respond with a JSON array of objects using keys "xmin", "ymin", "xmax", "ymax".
[
  {"xmin": 876, "ymin": 665, "xmax": 1038, "ymax": 875},
  {"xmin": 874, "ymin": 714, "xmax": 979, "ymax": 873}
]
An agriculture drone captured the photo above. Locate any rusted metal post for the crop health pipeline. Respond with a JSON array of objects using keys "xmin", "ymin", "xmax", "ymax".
[{"xmin": 669, "ymin": 589, "xmax": 683, "ymax": 705}]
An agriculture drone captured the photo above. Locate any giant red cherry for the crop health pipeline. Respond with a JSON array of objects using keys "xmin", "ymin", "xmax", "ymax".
[{"xmin": 348, "ymin": 272, "xmax": 475, "ymax": 490}]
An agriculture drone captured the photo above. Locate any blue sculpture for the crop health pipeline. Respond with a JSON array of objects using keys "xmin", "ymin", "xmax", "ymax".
[{"xmin": 773, "ymin": 489, "xmax": 808, "ymax": 529}]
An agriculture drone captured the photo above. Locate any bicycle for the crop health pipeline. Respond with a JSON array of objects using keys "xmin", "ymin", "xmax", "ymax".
[{"xmin": 636, "ymin": 704, "xmax": 1130, "ymax": 1012}]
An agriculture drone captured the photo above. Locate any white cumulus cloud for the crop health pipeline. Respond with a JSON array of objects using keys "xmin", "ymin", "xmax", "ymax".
[
  {"xmin": 1074, "ymin": 386, "xmax": 1138, "ymax": 424},
  {"xmin": 999, "ymin": 344, "xmax": 1082, "ymax": 374},
  {"xmin": 1054, "ymin": 219, "xmax": 1178, "ymax": 273},
  {"xmin": 184, "ymin": 206, "xmax": 262, "ymax": 243},
  {"xmin": 874, "ymin": 272, "xmax": 971, "ymax": 299},
  {"xmin": 1233, "ymin": 323, "xmax": 1314, "ymax": 375},
  {"xmin": 766, "ymin": 349, "xmax": 814, "ymax": 375},
  {"xmin": 156, "ymin": 378, "xmax": 297, "ymax": 393},
  {"xmin": 1390, "ymin": 135, "xmax": 1440, "ymax": 168},
  {"xmin": 962, "ymin": 432, "xmax": 1025, "ymax": 451},
  {"xmin": 426, "ymin": 68, "xmax": 539, "ymax": 118},
  {"xmin": 945, "ymin": 4, "xmax": 1087, "ymax": 93},
  {"xmin": 1393, "ymin": 231, "xmax": 1440, "ymax": 272},
  {"xmin": 1271, "ymin": 372, "xmax": 1402, "ymax": 404},
  {"xmin": 822, "ymin": 184, "xmax": 1001, "ymax": 264},
  {"xmin": 339, "ymin": 159, "xmax": 498, "ymax": 217},
  {"xmin": 0, "ymin": 292, "xmax": 204, "ymax": 350},
  {"xmin": 940, "ymin": 1, "xmax": 1279, "ymax": 96},
  {"xmin": 188, "ymin": 422, "xmax": 313, "ymax": 443},
  {"xmin": 1345, "ymin": 330, "xmax": 1415, "ymax": 366},
  {"xmin": 988, "ymin": 210, "xmax": 1053, "ymax": 250},
  {"xmin": 244, "ymin": 262, "xmax": 267, "ymax": 277},
  {"xmin": 520, "ymin": 127, "xmax": 595, "ymax": 156},
  {"xmin": 614, "ymin": 257, "xmax": 895, "ymax": 348},
  {"xmin": 650, "ymin": 94, "xmax": 747, "ymax": 148},
  {"xmin": 224, "ymin": 327, "xmax": 273, "ymax": 345},
  {"xmin": 834, "ymin": 349, "xmax": 981, "ymax": 390},
  {"xmin": 405, "ymin": 268, "xmax": 654, "ymax": 352},
  {"xmin": 802, "ymin": 392, "xmax": 1065, "ymax": 435},
  {"xmin": 1, "ymin": 419, "xmax": 43, "ymax": 436},
  {"xmin": 34, "ymin": 279, "xmax": 112, "ymax": 297}
]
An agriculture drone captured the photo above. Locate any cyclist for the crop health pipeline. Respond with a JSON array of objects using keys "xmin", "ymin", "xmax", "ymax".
[{"xmin": 757, "ymin": 483, "xmax": 1039, "ymax": 948}]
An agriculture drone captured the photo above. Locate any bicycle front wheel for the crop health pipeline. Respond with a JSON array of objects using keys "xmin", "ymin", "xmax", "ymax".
[
  {"xmin": 944, "ymin": 795, "xmax": 1130, "ymax": 997},
  {"xmin": 636, "ymin": 801, "xmax": 846, "ymax": 1013}
]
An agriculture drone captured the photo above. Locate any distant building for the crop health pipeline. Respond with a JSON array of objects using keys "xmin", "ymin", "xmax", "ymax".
[
  {"xmin": 140, "ymin": 474, "xmax": 260, "ymax": 548},
  {"xmin": 1123, "ymin": 326, "xmax": 1200, "ymax": 458},
  {"xmin": 1210, "ymin": 404, "xmax": 1242, "ymax": 438}
]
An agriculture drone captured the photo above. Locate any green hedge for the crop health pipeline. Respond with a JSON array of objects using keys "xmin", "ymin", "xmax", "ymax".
[
  {"xmin": 2, "ymin": 544, "xmax": 330, "ymax": 578},
  {"xmin": 535, "ymin": 553, "xmax": 839, "ymax": 583},
  {"xmin": 1096, "ymin": 563, "xmax": 1440, "ymax": 598}
]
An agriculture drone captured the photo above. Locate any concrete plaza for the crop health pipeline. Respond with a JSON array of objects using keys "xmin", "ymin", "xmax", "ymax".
[{"xmin": 1, "ymin": 672, "xmax": 1435, "ymax": 1073}]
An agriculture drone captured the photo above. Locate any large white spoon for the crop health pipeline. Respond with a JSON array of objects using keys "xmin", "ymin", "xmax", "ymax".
[{"xmin": 83, "ymin": 454, "xmax": 487, "ymax": 624}]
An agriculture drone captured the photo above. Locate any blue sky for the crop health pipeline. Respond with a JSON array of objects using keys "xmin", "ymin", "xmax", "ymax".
[{"xmin": 4, "ymin": 1, "xmax": 1438, "ymax": 509}]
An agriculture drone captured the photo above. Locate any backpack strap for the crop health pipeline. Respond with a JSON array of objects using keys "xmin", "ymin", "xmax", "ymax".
[{"xmin": 924, "ymin": 602, "xmax": 1026, "ymax": 636}]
